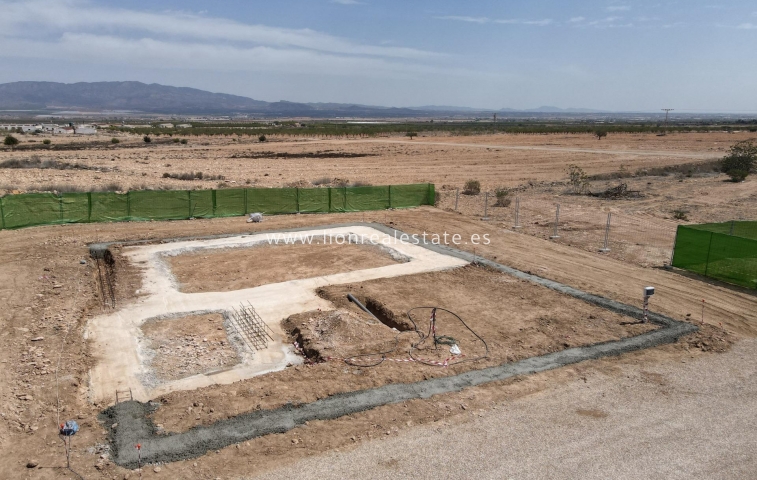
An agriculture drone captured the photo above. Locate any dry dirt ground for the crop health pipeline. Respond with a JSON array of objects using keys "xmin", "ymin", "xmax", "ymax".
[
  {"xmin": 0, "ymin": 131, "xmax": 753, "ymax": 194},
  {"xmin": 139, "ymin": 313, "xmax": 240, "ymax": 382},
  {"xmin": 167, "ymin": 241, "xmax": 402, "ymax": 293},
  {"xmin": 0, "ymin": 132, "xmax": 755, "ymax": 479}
]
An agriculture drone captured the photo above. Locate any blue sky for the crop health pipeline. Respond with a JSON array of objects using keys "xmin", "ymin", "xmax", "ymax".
[{"xmin": 0, "ymin": 0, "xmax": 755, "ymax": 111}]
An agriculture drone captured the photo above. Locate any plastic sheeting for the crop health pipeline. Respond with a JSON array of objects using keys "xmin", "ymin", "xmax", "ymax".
[
  {"xmin": 672, "ymin": 223, "xmax": 757, "ymax": 289},
  {"xmin": 0, "ymin": 183, "xmax": 434, "ymax": 230}
]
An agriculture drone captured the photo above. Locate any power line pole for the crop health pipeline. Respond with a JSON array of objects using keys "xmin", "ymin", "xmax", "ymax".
[{"xmin": 661, "ymin": 108, "xmax": 673, "ymax": 131}]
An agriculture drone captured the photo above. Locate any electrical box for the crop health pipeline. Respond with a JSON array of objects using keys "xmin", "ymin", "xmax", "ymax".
[{"xmin": 644, "ymin": 286, "xmax": 655, "ymax": 297}]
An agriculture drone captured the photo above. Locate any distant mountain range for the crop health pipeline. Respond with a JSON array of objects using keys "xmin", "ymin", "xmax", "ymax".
[{"xmin": 0, "ymin": 81, "xmax": 610, "ymax": 117}]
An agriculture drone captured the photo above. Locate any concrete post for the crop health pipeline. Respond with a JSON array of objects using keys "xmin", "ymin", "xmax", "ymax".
[{"xmin": 454, "ymin": 189, "xmax": 459, "ymax": 212}]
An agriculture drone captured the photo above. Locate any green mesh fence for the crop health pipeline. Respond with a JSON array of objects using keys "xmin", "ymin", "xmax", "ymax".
[
  {"xmin": 672, "ymin": 223, "xmax": 757, "ymax": 289},
  {"xmin": 0, "ymin": 183, "xmax": 434, "ymax": 231}
]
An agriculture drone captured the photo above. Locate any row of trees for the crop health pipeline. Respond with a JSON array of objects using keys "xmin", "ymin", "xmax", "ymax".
[{"xmin": 108, "ymin": 121, "xmax": 750, "ymax": 139}]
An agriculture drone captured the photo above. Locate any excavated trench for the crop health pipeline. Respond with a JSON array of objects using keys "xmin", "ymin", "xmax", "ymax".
[{"xmin": 101, "ymin": 223, "xmax": 698, "ymax": 468}]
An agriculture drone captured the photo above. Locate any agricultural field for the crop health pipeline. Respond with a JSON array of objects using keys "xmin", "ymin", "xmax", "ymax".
[{"xmin": 0, "ymin": 129, "xmax": 755, "ymax": 478}]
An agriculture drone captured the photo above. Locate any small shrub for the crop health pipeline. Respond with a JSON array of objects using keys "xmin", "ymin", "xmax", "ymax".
[
  {"xmin": 350, "ymin": 180, "xmax": 372, "ymax": 187},
  {"xmin": 595, "ymin": 130, "xmax": 608, "ymax": 140},
  {"xmin": 258, "ymin": 135, "xmax": 267, "ymax": 142},
  {"xmin": 173, "ymin": 138, "xmax": 180, "ymax": 143},
  {"xmin": 180, "ymin": 139, "xmax": 188, "ymax": 144},
  {"xmin": 726, "ymin": 169, "xmax": 749, "ymax": 182},
  {"xmin": 42, "ymin": 139, "xmax": 51, "ymax": 145},
  {"xmin": 721, "ymin": 140, "xmax": 756, "ymax": 182},
  {"xmin": 463, "ymin": 179, "xmax": 481, "ymax": 195},
  {"xmin": 673, "ymin": 209, "xmax": 689, "ymax": 221},
  {"xmin": 567, "ymin": 164, "xmax": 589, "ymax": 194},
  {"xmin": 143, "ymin": 136, "xmax": 151, "ymax": 143},
  {"xmin": 111, "ymin": 138, "xmax": 120, "ymax": 144},
  {"xmin": 406, "ymin": 132, "xmax": 418, "ymax": 140},
  {"xmin": 494, "ymin": 187, "xmax": 511, "ymax": 207},
  {"xmin": 311, "ymin": 176, "xmax": 331, "ymax": 186},
  {"xmin": 4, "ymin": 135, "xmax": 19, "ymax": 148}
]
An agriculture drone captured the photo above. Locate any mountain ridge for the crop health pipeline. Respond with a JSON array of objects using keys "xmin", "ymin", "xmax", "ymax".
[{"xmin": 0, "ymin": 81, "xmax": 608, "ymax": 116}]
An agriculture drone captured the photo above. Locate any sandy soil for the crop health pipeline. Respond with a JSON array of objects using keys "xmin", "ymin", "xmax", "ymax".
[
  {"xmin": 0, "ymin": 131, "xmax": 754, "ymax": 478},
  {"xmin": 301, "ymin": 266, "xmax": 656, "ymax": 365},
  {"xmin": 0, "ymin": 131, "xmax": 752, "ymax": 194},
  {"xmin": 140, "ymin": 313, "xmax": 240, "ymax": 382},
  {"xmin": 167, "ymin": 241, "xmax": 402, "ymax": 293},
  {"xmin": 252, "ymin": 338, "xmax": 757, "ymax": 480}
]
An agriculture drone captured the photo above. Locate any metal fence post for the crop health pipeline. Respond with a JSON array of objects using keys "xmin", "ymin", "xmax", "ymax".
[
  {"xmin": 482, "ymin": 192, "xmax": 490, "ymax": 220},
  {"xmin": 513, "ymin": 197, "xmax": 521, "ymax": 229},
  {"xmin": 729, "ymin": 220, "xmax": 735, "ymax": 235},
  {"xmin": 454, "ymin": 189, "xmax": 459, "ymax": 212},
  {"xmin": 600, "ymin": 212, "xmax": 612, "ymax": 252},
  {"xmin": 550, "ymin": 204, "xmax": 561, "ymax": 239}
]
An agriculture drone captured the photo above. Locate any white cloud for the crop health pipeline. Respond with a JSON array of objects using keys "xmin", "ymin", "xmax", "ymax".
[
  {"xmin": 736, "ymin": 23, "xmax": 757, "ymax": 29},
  {"xmin": 435, "ymin": 15, "xmax": 553, "ymax": 26},
  {"xmin": 607, "ymin": 5, "xmax": 631, "ymax": 12},
  {"xmin": 330, "ymin": 0, "xmax": 363, "ymax": 4},
  {"xmin": 0, "ymin": 0, "xmax": 434, "ymax": 59},
  {"xmin": 495, "ymin": 18, "xmax": 553, "ymax": 26},
  {"xmin": 434, "ymin": 16, "xmax": 491, "ymax": 24},
  {"xmin": 569, "ymin": 17, "xmax": 586, "ymax": 23}
]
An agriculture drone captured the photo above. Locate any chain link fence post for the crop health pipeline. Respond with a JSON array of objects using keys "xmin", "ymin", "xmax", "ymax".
[
  {"xmin": 550, "ymin": 203, "xmax": 561, "ymax": 239},
  {"xmin": 513, "ymin": 197, "xmax": 521, "ymax": 229},
  {"xmin": 600, "ymin": 212, "xmax": 612, "ymax": 252}
]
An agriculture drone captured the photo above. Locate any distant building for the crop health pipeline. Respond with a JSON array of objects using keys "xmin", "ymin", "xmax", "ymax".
[
  {"xmin": 158, "ymin": 123, "xmax": 175, "ymax": 128},
  {"xmin": 176, "ymin": 124, "xmax": 192, "ymax": 128},
  {"xmin": 75, "ymin": 124, "xmax": 97, "ymax": 135},
  {"xmin": 0, "ymin": 124, "xmax": 43, "ymax": 133}
]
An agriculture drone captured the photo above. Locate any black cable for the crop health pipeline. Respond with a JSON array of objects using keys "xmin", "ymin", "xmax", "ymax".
[
  {"xmin": 341, "ymin": 306, "xmax": 488, "ymax": 368},
  {"xmin": 406, "ymin": 307, "xmax": 489, "ymax": 367}
]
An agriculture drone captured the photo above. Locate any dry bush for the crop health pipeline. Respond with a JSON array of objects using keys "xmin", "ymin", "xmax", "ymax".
[{"xmin": 463, "ymin": 179, "xmax": 481, "ymax": 195}]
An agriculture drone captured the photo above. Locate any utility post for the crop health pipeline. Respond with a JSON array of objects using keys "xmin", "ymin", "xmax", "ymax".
[{"xmin": 661, "ymin": 109, "xmax": 673, "ymax": 132}]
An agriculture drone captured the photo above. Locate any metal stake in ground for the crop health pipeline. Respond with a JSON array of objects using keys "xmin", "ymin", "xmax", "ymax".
[
  {"xmin": 454, "ymin": 188, "xmax": 459, "ymax": 212},
  {"xmin": 550, "ymin": 204, "xmax": 561, "ymax": 239},
  {"xmin": 481, "ymin": 192, "xmax": 490, "ymax": 221},
  {"xmin": 643, "ymin": 286, "xmax": 655, "ymax": 323},
  {"xmin": 513, "ymin": 197, "xmax": 522, "ymax": 229},
  {"xmin": 600, "ymin": 212, "xmax": 612, "ymax": 252}
]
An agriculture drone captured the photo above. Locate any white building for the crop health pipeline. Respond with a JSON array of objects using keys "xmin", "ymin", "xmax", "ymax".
[
  {"xmin": 74, "ymin": 124, "xmax": 97, "ymax": 135},
  {"xmin": 0, "ymin": 124, "xmax": 43, "ymax": 133}
]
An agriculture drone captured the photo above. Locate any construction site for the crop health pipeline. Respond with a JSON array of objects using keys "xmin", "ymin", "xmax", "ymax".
[{"xmin": 0, "ymin": 131, "xmax": 755, "ymax": 479}]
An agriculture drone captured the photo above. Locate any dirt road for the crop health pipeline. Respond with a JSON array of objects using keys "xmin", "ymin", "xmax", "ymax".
[{"xmin": 252, "ymin": 338, "xmax": 757, "ymax": 480}]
